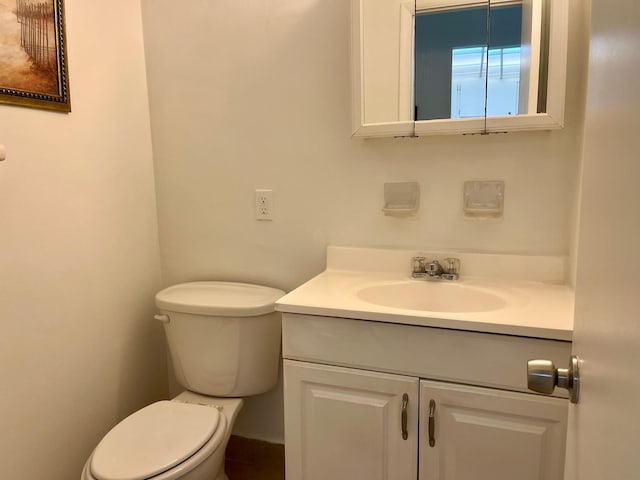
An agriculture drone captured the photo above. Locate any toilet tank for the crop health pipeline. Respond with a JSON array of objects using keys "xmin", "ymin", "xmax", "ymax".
[{"xmin": 155, "ymin": 282, "xmax": 285, "ymax": 397}]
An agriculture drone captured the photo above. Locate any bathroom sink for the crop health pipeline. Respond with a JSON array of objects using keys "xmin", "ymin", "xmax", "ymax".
[
  {"xmin": 276, "ymin": 247, "xmax": 574, "ymax": 340},
  {"xmin": 357, "ymin": 281, "xmax": 507, "ymax": 313}
]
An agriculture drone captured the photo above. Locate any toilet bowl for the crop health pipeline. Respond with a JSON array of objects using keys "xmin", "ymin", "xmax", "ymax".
[
  {"xmin": 82, "ymin": 282, "xmax": 284, "ymax": 480},
  {"xmin": 81, "ymin": 394, "xmax": 242, "ymax": 480}
]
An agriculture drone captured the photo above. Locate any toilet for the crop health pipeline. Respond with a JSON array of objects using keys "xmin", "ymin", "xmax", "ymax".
[{"xmin": 81, "ymin": 281, "xmax": 285, "ymax": 480}]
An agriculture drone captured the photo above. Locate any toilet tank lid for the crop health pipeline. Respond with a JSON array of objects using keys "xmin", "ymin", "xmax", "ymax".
[
  {"xmin": 155, "ymin": 281, "xmax": 286, "ymax": 317},
  {"xmin": 90, "ymin": 401, "xmax": 221, "ymax": 480}
]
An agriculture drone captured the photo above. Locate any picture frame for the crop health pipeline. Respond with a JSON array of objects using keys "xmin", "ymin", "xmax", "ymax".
[{"xmin": 0, "ymin": 0, "xmax": 71, "ymax": 113}]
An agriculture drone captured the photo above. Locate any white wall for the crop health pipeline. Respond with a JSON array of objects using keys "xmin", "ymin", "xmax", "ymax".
[
  {"xmin": 0, "ymin": 1, "xmax": 167, "ymax": 478},
  {"xmin": 141, "ymin": 0, "xmax": 588, "ymax": 443}
]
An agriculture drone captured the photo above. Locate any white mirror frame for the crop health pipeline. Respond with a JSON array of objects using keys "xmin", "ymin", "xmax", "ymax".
[{"xmin": 351, "ymin": 0, "xmax": 568, "ymax": 137}]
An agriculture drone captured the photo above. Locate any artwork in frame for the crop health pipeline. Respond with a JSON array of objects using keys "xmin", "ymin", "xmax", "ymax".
[{"xmin": 0, "ymin": 0, "xmax": 70, "ymax": 112}]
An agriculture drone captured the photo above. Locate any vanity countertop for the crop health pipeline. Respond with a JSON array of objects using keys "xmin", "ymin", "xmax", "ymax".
[{"xmin": 276, "ymin": 247, "xmax": 575, "ymax": 341}]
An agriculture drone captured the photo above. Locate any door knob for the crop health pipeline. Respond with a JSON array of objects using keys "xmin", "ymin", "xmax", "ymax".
[{"xmin": 527, "ymin": 355, "xmax": 580, "ymax": 404}]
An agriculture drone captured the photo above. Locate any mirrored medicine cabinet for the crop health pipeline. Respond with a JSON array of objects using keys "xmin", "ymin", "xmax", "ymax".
[{"xmin": 351, "ymin": 0, "xmax": 568, "ymax": 137}]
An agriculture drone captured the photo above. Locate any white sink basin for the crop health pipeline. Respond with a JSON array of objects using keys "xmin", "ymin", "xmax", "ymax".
[
  {"xmin": 276, "ymin": 247, "xmax": 574, "ymax": 340},
  {"xmin": 357, "ymin": 281, "xmax": 507, "ymax": 313}
]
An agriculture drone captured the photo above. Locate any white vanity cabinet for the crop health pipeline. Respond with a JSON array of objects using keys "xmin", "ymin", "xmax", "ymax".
[
  {"xmin": 282, "ymin": 313, "xmax": 570, "ymax": 480},
  {"xmin": 284, "ymin": 360, "xmax": 419, "ymax": 480},
  {"xmin": 419, "ymin": 380, "xmax": 567, "ymax": 480}
]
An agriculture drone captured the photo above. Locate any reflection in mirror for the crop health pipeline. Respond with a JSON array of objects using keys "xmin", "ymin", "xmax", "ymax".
[
  {"xmin": 414, "ymin": 0, "xmax": 546, "ymax": 121},
  {"xmin": 487, "ymin": 0, "xmax": 547, "ymax": 117},
  {"xmin": 415, "ymin": 1, "xmax": 489, "ymax": 121}
]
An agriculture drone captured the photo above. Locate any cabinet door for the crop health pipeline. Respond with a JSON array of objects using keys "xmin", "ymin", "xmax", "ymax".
[
  {"xmin": 419, "ymin": 380, "xmax": 568, "ymax": 480},
  {"xmin": 284, "ymin": 359, "xmax": 419, "ymax": 480}
]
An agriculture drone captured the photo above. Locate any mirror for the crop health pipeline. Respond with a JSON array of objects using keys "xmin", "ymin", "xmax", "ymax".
[
  {"xmin": 415, "ymin": 0, "xmax": 543, "ymax": 120},
  {"xmin": 351, "ymin": 0, "xmax": 567, "ymax": 137}
]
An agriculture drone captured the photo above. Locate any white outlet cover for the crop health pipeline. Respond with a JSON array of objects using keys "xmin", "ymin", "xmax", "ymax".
[{"xmin": 255, "ymin": 189, "xmax": 273, "ymax": 221}]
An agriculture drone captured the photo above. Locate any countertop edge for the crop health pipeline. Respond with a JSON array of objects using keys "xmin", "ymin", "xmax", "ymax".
[{"xmin": 276, "ymin": 304, "xmax": 573, "ymax": 342}]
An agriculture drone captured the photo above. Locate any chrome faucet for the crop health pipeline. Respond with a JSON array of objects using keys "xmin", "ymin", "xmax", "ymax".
[{"xmin": 411, "ymin": 257, "xmax": 460, "ymax": 281}]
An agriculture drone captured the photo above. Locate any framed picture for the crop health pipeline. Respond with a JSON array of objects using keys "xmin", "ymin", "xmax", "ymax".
[{"xmin": 0, "ymin": 0, "xmax": 71, "ymax": 112}]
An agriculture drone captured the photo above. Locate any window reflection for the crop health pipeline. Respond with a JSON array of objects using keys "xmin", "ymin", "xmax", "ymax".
[
  {"xmin": 451, "ymin": 46, "xmax": 522, "ymax": 118},
  {"xmin": 414, "ymin": 4, "xmax": 523, "ymax": 121}
]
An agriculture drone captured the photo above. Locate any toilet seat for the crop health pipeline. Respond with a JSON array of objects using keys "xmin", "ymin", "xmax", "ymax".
[{"xmin": 85, "ymin": 401, "xmax": 227, "ymax": 480}]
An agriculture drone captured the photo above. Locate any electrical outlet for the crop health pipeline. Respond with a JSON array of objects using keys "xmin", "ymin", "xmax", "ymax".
[{"xmin": 255, "ymin": 189, "xmax": 273, "ymax": 221}]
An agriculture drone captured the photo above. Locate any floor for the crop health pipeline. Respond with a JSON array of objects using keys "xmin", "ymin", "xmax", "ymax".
[{"xmin": 225, "ymin": 436, "xmax": 285, "ymax": 480}]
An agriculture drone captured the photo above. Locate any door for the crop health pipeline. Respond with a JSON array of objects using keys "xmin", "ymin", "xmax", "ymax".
[
  {"xmin": 284, "ymin": 360, "xmax": 419, "ymax": 480},
  {"xmin": 564, "ymin": 1, "xmax": 640, "ymax": 478},
  {"xmin": 420, "ymin": 380, "xmax": 567, "ymax": 480}
]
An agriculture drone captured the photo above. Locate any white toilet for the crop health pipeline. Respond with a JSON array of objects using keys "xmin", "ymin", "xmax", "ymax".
[{"xmin": 81, "ymin": 281, "xmax": 285, "ymax": 480}]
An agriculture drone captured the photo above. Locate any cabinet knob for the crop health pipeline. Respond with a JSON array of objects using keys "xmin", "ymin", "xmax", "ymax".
[{"xmin": 527, "ymin": 355, "xmax": 580, "ymax": 404}]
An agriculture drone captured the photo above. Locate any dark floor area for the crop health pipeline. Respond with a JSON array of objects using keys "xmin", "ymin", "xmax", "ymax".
[{"xmin": 225, "ymin": 435, "xmax": 285, "ymax": 480}]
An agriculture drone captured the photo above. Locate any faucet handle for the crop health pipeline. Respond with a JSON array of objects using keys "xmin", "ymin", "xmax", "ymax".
[
  {"xmin": 443, "ymin": 258, "xmax": 460, "ymax": 274},
  {"xmin": 441, "ymin": 258, "xmax": 460, "ymax": 280},
  {"xmin": 411, "ymin": 257, "xmax": 427, "ymax": 278}
]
